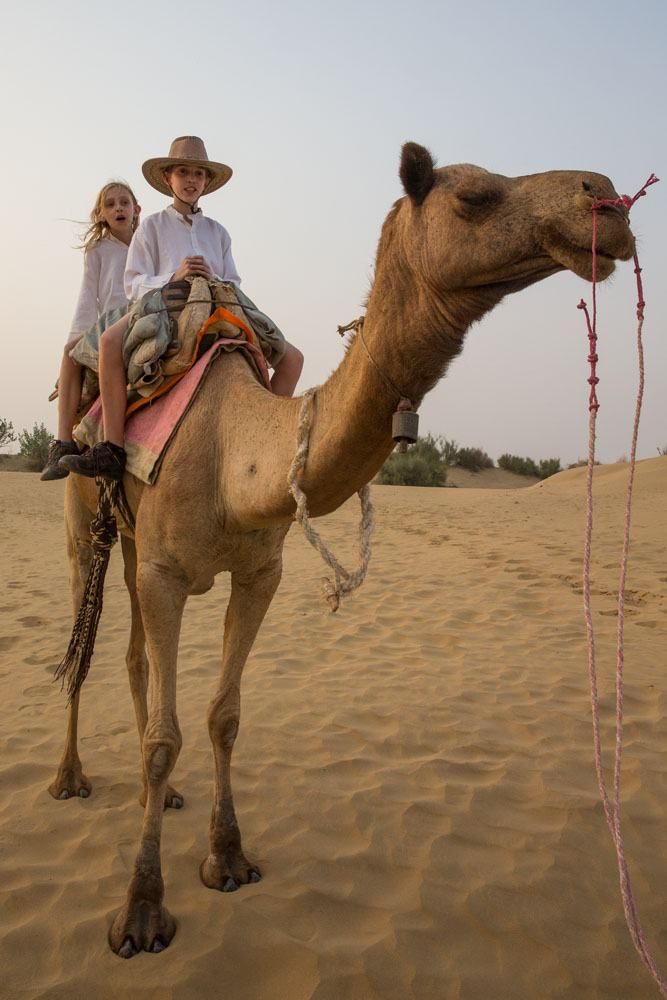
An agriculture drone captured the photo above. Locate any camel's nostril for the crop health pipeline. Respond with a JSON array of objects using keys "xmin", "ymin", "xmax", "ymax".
[{"xmin": 582, "ymin": 180, "xmax": 592, "ymax": 193}]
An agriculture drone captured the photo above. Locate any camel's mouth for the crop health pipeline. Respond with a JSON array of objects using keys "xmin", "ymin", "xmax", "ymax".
[
  {"xmin": 541, "ymin": 218, "xmax": 634, "ymax": 283},
  {"xmin": 553, "ymin": 243, "xmax": 618, "ymax": 282}
]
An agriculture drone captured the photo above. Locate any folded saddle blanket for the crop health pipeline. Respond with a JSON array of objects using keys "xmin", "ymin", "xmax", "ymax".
[{"xmin": 71, "ymin": 279, "xmax": 277, "ymax": 484}]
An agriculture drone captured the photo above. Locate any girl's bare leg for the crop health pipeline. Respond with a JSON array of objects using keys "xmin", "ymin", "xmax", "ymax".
[{"xmin": 57, "ymin": 337, "xmax": 84, "ymax": 441}]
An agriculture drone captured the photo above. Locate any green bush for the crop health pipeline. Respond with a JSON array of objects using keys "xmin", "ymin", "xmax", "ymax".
[
  {"xmin": 455, "ymin": 446, "xmax": 494, "ymax": 472},
  {"xmin": 498, "ymin": 453, "xmax": 538, "ymax": 476},
  {"xmin": 538, "ymin": 458, "xmax": 562, "ymax": 479},
  {"xmin": 440, "ymin": 438, "xmax": 460, "ymax": 466},
  {"xmin": 18, "ymin": 422, "xmax": 54, "ymax": 469},
  {"xmin": 498, "ymin": 454, "xmax": 561, "ymax": 479},
  {"xmin": 377, "ymin": 434, "xmax": 448, "ymax": 487}
]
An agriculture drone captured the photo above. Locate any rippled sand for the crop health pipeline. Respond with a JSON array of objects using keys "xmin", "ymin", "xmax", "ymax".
[{"xmin": 0, "ymin": 460, "xmax": 665, "ymax": 999}]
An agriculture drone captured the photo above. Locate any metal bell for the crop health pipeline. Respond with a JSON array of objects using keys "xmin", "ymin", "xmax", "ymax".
[{"xmin": 392, "ymin": 408, "xmax": 419, "ymax": 445}]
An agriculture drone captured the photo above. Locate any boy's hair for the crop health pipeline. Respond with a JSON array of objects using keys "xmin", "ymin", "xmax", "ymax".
[{"xmin": 79, "ymin": 180, "xmax": 140, "ymax": 252}]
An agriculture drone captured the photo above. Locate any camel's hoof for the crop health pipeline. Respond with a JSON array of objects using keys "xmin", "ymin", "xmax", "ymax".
[
  {"xmin": 109, "ymin": 901, "xmax": 176, "ymax": 958},
  {"xmin": 118, "ymin": 938, "xmax": 137, "ymax": 960},
  {"xmin": 200, "ymin": 853, "xmax": 262, "ymax": 893},
  {"xmin": 48, "ymin": 768, "xmax": 92, "ymax": 801},
  {"xmin": 138, "ymin": 785, "xmax": 184, "ymax": 811}
]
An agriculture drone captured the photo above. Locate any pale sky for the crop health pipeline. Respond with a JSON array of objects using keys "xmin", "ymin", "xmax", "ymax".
[{"xmin": 1, "ymin": 0, "xmax": 664, "ymax": 465}]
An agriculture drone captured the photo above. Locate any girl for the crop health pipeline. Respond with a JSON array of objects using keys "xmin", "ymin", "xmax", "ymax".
[{"xmin": 41, "ymin": 181, "xmax": 141, "ymax": 480}]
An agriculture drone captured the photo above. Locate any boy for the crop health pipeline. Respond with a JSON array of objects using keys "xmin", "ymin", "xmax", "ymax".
[{"xmin": 62, "ymin": 136, "xmax": 303, "ymax": 480}]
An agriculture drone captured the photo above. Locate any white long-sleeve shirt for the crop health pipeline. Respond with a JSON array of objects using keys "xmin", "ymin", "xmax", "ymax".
[
  {"xmin": 69, "ymin": 236, "xmax": 129, "ymax": 339},
  {"xmin": 124, "ymin": 205, "xmax": 241, "ymax": 302}
]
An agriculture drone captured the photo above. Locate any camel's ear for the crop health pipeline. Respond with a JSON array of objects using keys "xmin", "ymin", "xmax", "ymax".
[{"xmin": 400, "ymin": 143, "xmax": 436, "ymax": 206}]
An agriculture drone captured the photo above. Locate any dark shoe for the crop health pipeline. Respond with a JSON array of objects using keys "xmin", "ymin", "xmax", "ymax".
[
  {"xmin": 40, "ymin": 440, "xmax": 79, "ymax": 481},
  {"xmin": 59, "ymin": 441, "xmax": 127, "ymax": 481}
]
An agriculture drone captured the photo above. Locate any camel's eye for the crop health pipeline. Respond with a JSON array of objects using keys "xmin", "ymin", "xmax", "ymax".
[{"xmin": 455, "ymin": 186, "xmax": 503, "ymax": 215}]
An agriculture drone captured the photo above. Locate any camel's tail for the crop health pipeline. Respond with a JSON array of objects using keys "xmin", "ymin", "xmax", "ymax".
[{"xmin": 54, "ymin": 479, "xmax": 132, "ymax": 704}]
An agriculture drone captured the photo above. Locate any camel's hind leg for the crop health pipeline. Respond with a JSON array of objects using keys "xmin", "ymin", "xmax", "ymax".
[
  {"xmin": 121, "ymin": 536, "xmax": 183, "ymax": 811},
  {"xmin": 200, "ymin": 553, "xmax": 283, "ymax": 892},
  {"xmin": 108, "ymin": 560, "xmax": 186, "ymax": 957},
  {"xmin": 49, "ymin": 484, "xmax": 93, "ymax": 800}
]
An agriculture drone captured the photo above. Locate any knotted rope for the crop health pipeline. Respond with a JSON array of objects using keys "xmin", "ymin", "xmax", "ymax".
[
  {"xmin": 54, "ymin": 478, "xmax": 121, "ymax": 704},
  {"xmin": 578, "ymin": 173, "xmax": 665, "ymax": 996},
  {"xmin": 287, "ymin": 387, "xmax": 374, "ymax": 612}
]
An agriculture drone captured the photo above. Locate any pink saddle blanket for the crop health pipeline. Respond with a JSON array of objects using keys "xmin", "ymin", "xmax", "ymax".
[{"xmin": 73, "ymin": 338, "xmax": 271, "ymax": 485}]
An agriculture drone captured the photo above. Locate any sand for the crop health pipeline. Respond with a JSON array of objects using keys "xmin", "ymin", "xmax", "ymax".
[{"xmin": 0, "ymin": 460, "xmax": 665, "ymax": 1000}]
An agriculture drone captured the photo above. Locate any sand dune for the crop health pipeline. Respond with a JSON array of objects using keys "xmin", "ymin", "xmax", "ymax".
[{"xmin": 0, "ymin": 459, "xmax": 665, "ymax": 999}]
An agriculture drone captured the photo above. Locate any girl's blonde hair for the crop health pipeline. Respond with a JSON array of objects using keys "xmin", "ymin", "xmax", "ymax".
[{"xmin": 79, "ymin": 180, "xmax": 140, "ymax": 251}]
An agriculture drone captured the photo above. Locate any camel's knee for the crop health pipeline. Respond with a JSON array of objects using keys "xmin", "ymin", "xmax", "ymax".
[
  {"xmin": 143, "ymin": 719, "xmax": 182, "ymax": 783},
  {"xmin": 143, "ymin": 739, "xmax": 180, "ymax": 783},
  {"xmin": 207, "ymin": 694, "xmax": 239, "ymax": 750}
]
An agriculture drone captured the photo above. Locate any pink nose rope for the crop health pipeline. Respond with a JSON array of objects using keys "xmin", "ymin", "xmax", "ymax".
[{"xmin": 577, "ymin": 173, "xmax": 663, "ymax": 995}]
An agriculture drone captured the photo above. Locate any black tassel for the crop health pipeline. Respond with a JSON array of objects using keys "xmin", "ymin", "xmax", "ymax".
[{"xmin": 54, "ymin": 479, "xmax": 119, "ymax": 704}]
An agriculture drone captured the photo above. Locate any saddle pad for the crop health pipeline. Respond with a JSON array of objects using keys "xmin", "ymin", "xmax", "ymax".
[{"xmin": 73, "ymin": 338, "xmax": 270, "ymax": 485}]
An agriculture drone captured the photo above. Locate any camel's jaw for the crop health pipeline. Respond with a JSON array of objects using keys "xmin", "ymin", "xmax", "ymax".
[
  {"xmin": 539, "ymin": 211, "xmax": 635, "ymax": 283},
  {"xmin": 541, "ymin": 238, "xmax": 619, "ymax": 282}
]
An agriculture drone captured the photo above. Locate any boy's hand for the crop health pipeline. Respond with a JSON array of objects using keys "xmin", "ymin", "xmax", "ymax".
[{"xmin": 171, "ymin": 256, "xmax": 213, "ymax": 281}]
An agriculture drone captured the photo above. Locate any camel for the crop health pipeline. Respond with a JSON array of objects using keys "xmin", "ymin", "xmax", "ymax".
[{"xmin": 49, "ymin": 143, "xmax": 635, "ymax": 957}]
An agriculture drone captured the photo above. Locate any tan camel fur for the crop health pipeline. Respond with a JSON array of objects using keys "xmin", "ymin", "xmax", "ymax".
[{"xmin": 49, "ymin": 143, "xmax": 635, "ymax": 957}]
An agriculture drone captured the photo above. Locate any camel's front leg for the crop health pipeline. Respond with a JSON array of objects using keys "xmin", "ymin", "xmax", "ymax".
[
  {"xmin": 109, "ymin": 561, "xmax": 186, "ymax": 958},
  {"xmin": 120, "ymin": 537, "xmax": 183, "ymax": 810},
  {"xmin": 200, "ymin": 554, "xmax": 283, "ymax": 892},
  {"xmin": 50, "ymin": 510, "xmax": 93, "ymax": 801}
]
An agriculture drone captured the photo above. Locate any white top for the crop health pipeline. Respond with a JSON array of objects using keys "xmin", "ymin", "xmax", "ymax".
[
  {"xmin": 69, "ymin": 236, "xmax": 129, "ymax": 338},
  {"xmin": 124, "ymin": 205, "xmax": 241, "ymax": 301}
]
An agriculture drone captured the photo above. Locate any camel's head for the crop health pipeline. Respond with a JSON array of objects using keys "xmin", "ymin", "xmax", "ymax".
[{"xmin": 395, "ymin": 143, "xmax": 636, "ymax": 301}]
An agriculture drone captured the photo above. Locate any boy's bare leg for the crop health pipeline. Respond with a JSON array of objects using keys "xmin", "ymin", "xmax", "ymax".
[
  {"xmin": 270, "ymin": 342, "xmax": 304, "ymax": 397},
  {"xmin": 99, "ymin": 314, "xmax": 131, "ymax": 445}
]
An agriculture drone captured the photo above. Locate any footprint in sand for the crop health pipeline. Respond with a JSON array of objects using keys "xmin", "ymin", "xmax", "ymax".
[{"xmin": 17, "ymin": 616, "xmax": 48, "ymax": 628}]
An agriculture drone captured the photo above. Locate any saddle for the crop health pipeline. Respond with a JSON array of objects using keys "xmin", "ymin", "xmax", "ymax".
[{"xmin": 160, "ymin": 278, "xmax": 260, "ymax": 378}]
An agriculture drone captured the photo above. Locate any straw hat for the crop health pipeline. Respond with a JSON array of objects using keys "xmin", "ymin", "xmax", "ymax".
[{"xmin": 142, "ymin": 136, "xmax": 232, "ymax": 196}]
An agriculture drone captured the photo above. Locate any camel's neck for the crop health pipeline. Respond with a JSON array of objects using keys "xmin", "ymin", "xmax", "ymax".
[
  {"xmin": 225, "ymin": 217, "xmax": 500, "ymax": 529},
  {"xmin": 300, "ymin": 265, "xmax": 466, "ymax": 502}
]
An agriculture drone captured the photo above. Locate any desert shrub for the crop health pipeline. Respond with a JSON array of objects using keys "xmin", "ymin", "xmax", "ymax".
[
  {"xmin": 377, "ymin": 435, "xmax": 448, "ymax": 487},
  {"xmin": 658, "ymin": 445, "xmax": 667, "ymax": 457},
  {"xmin": 537, "ymin": 458, "xmax": 562, "ymax": 479},
  {"xmin": 0, "ymin": 417, "xmax": 16, "ymax": 450},
  {"xmin": 18, "ymin": 422, "xmax": 54, "ymax": 469},
  {"xmin": 498, "ymin": 454, "xmax": 561, "ymax": 479},
  {"xmin": 498, "ymin": 454, "xmax": 538, "ymax": 476},
  {"xmin": 455, "ymin": 446, "xmax": 494, "ymax": 472},
  {"xmin": 440, "ymin": 438, "xmax": 460, "ymax": 466}
]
